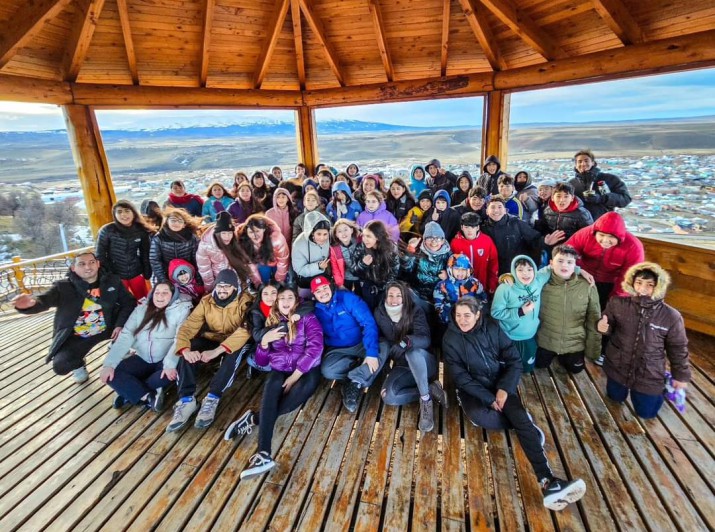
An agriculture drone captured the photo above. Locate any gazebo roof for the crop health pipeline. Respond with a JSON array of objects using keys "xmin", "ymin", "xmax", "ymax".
[{"xmin": 1, "ymin": 0, "xmax": 714, "ymax": 107}]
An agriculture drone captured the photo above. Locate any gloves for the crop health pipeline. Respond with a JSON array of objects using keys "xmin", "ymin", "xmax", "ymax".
[
  {"xmin": 583, "ymin": 193, "xmax": 603, "ymax": 204},
  {"xmin": 389, "ymin": 338, "xmax": 411, "ymax": 358}
]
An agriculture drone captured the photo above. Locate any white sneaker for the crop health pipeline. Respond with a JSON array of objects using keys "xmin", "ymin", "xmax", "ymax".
[
  {"xmin": 72, "ymin": 366, "xmax": 89, "ymax": 383},
  {"xmin": 542, "ymin": 478, "xmax": 587, "ymax": 511},
  {"xmin": 166, "ymin": 397, "xmax": 198, "ymax": 432}
]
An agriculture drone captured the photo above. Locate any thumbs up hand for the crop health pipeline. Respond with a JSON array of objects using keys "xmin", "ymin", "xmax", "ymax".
[{"xmin": 597, "ymin": 315, "xmax": 609, "ymax": 334}]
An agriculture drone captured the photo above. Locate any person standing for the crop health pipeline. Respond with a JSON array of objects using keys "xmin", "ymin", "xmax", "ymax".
[{"xmin": 568, "ymin": 149, "xmax": 631, "ymax": 221}]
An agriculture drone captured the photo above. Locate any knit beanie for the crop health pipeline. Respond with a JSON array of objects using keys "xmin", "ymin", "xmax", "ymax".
[
  {"xmin": 215, "ymin": 268, "xmax": 239, "ymax": 288},
  {"xmin": 215, "ymin": 211, "xmax": 234, "ymax": 233},
  {"xmin": 423, "ymin": 222, "xmax": 445, "ymax": 240},
  {"xmin": 417, "ymin": 189, "xmax": 432, "ymax": 202}
]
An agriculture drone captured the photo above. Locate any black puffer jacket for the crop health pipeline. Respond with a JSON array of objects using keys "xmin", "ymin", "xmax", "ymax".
[
  {"xmin": 482, "ymin": 214, "xmax": 543, "ymax": 275},
  {"xmin": 442, "ymin": 316, "xmax": 521, "ymax": 407},
  {"xmin": 373, "ymin": 298, "xmax": 431, "ymax": 363},
  {"xmin": 16, "ymin": 270, "xmax": 136, "ymax": 362},
  {"xmin": 568, "ymin": 167, "xmax": 631, "ymax": 221},
  {"xmin": 96, "ymin": 222, "xmax": 152, "ymax": 280},
  {"xmin": 149, "ymin": 228, "xmax": 200, "ymax": 283},
  {"xmin": 536, "ymin": 197, "xmax": 593, "ymax": 241}
]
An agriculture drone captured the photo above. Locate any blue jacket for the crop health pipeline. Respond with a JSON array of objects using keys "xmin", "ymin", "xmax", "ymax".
[
  {"xmin": 409, "ymin": 165, "xmax": 428, "ymax": 196},
  {"xmin": 490, "ymin": 255, "xmax": 551, "ymax": 340},
  {"xmin": 326, "ymin": 182, "xmax": 362, "ymax": 223},
  {"xmin": 202, "ymin": 195, "xmax": 233, "ymax": 222},
  {"xmin": 314, "ymin": 289, "xmax": 379, "ymax": 357}
]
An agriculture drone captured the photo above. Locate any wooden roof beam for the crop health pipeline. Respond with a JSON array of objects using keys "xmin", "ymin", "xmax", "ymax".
[
  {"xmin": 0, "ymin": 0, "xmax": 74, "ymax": 69},
  {"xmin": 63, "ymin": 0, "xmax": 106, "ymax": 82},
  {"xmin": 440, "ymin": 0, "xmax": 450, "ymax": 76},
  {"xmin": 458, "ymin": 0, "xmax": 505, "ymax": 71},
  {"xmin": 290, "ymin": 0, "xmax": 306, "ymax": 89},
  {"xmin": 116, "ymin": 0, "xmax": 138, "ymax": 85},
  {"xmin": 368, "ymin": 0, "xmax": 394, "ymax": 82},
  {"xmin": 0, "ymin": 73, "xmax": 72, "ymax": 104},
  {"xmin": 200, "ymin": 0, "xmax": 215, "ymax": 87},
  {"xmin": 253, "ymin": 0, "xmax": 291, "ymax": 89},
  {"xmin": 591, "ymin": 0, "xmax": 644, "ymax": 45},
  {"xmin": 299, "ymin": 0, "xmax": 345, "ymax": 86},
  {"xmin": 478, "ymin": 0, "xmax": 567, "ymax": 60}
]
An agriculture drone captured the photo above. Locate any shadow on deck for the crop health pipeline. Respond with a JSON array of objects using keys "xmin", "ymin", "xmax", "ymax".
[{"xmin": 0, "ymin": 311, "xmax": 713, "ymax": 531}]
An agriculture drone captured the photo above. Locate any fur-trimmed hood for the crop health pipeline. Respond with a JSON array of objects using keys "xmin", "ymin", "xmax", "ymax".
[{"xmin": 622, "ymin": 261, "xmax": 670, "ymax": 300}]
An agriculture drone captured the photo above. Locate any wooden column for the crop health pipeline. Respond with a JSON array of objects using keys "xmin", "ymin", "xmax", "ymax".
[
  {"xmin": 62, "ymin": 104, "xmax": 116, "ymax": 237},
  {"xmin": 481, "ymin": 90, "xmax": 510, "ymax": 169},
  {"xmin": 295, "ymin": 106, "xmax": 319, "ymax": 175}
]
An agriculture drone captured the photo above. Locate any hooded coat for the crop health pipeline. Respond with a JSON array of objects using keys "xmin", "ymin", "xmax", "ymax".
[
  {"xmin": 385, "ymin": 188, "xmax": 415, "ymax": 223},
  {"xmin": 400, "ymin": 238, "xmax": 452, "ymax": 301},
  {"xmin": 103, "ymin": 295, "xmax": 193, "ymax": 370},
  {"xmin": 418, "ymin": 190, "xmax": 461, "ymax": 241},
  {"xmin": 433, "ymin": 254, "xmax": 486, "ymax": 323},
  {"xmin": 314, "ymin": 289, "xmax": 379, "ymax": 357},
  {"xmin": 514, "ymin": 172, "xmax": 539, "ymax": 222},
  {"xmin": 149, "ymin": 227, "xmax": 200, "ymax": 284},
  {"xmin": 449, "ymin": 231, "xmax": 499, "ymax": 294},
  {"xmin": 165, "ymin": 193, "xmax": 204, "ymax": 217},
  {"xmin": 265, "ymin": 187, "xmax": 294, "ymax": 244},
  {"xmin": 537, "ymin": 196, "xmax": 594, "ymax": 241},
  {"xmin": 356, "ymin": 201, "xmax": 400, "ymax": 242},
  {"xmin": 477, "ymin": 156, "xmax": 505, "ymax": 195},
  {"xmin": 196, "ymin": 226, "xmax": 234, "ymax": 292},
  {"xmin": 409, "ymin": 165, "xmax": 428, "ymax": 196},
  {"xmin": 244, "ymin": 217, "xmax": 290, "ymax": 286},
  {"xmin": 451, "ymin": 173, "xmax": 474, "ymax": 206},
  {"xmin": 425, "ymin": 158, "xmax": 457, "ymax": 193},
  {"xmin": 96, "ymin": 220, "xmax": 152, "ymax": 281},
  {"xmin": 292, "ymin": 211, "xmax": 332, "ymax": 281},
  {"xmin": 568, "ymin": 166, "xmax": 631, "ymax": 221},
  {"xmin": 254, "ymin": 313, "xmax": 324, "ymax": 373},
  {"xmin": 491, "ymin": 255, "xmax": 551, "ymax": 340},
  {"xmin": 326, "ymin": 181, "xmax": 362, "ymax": 223},
  {"xmin": 565, "ymin": 212, "xmax": 644, "ymax": 297},
  {"xmin": 442, "ymin": 315, "xmax": 522, "ymax": 407},
  {"xmin": 202, "ymin": 195, "xmax": 233, "ymax": 222},
  {"xmin": 537, "ymin": 270, "xmax": 601, "ymax": 359},
  {"xmin": 602, "ymin": 262, "xmax": 690, "ymax": 395}
]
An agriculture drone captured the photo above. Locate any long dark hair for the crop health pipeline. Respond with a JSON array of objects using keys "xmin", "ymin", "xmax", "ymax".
[
  {"xmin": 235, "ymin": 182, "xmax": 262, "ymax": 213},
  {"xmin": 136, "ymin": 282, "xmax": 174, "ymax": 332},
  {"xmin": 386, "ymin": 178, "xmax": 415, "ymax": 207},
  {"xmin": 213, "ymin": 230, "xmax": 252, "ymax": 282},
  {"xmin": 265, "ymin": 284, "xmax": 300, "ymax": 344},
  {"xmin": 113, "ymin": 200, "xmax": 154, "ymax": 233},
  {"xmin": 363, "ymin": 220, "xmax": 397, "ymax": 284},
  {"xmin": 383, "ymin": 281, "xmax": 415, "ymax": 343},
  {"xmin": 238, "ymin": 214, "xmax": 275, "ymax": 264}
]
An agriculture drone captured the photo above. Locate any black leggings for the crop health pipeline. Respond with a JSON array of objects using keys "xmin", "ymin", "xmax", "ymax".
[
  {"xmin": 53, "ymin": 331, "xmax": 110, "ymax": 375},
  {"xmin": 535, "ymin": 348, "xmax": 585, "ymax": 374},
  {"xmin": 258, "ymin": 366, "xmax": 322, "ymax": 454}
]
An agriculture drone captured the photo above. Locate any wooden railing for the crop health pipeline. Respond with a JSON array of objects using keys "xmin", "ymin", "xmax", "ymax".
[{"xmin": 0, "ymin": 247, "xmax": 94, "ymax": 311}]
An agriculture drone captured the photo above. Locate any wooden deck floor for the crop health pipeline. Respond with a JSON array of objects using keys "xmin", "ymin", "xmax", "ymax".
[{"xmin": 0, "ymin": 310, "xmax": 713, "ymax": 531}]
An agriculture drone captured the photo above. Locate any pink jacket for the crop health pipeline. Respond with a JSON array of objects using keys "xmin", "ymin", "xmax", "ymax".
[
  {"xmin": 265, "ymin": 187, "xmax": 293, "ymax": 245},
  {"xmin": 196, "ymin": 226, "xmax": 229, "ymax": 291},
  {"xmin": 247, "ymin": 217, "xmax": 290, "ymax": 286}
]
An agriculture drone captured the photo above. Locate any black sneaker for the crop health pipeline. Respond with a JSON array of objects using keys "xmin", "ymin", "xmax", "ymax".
[
  {"xmin": 150, "ymin": 387, "xmax": 165, "ymax": 413},
  {"xmin": 240, "ymin": 451, "xmax": 275, "ymax": 479},
  {"xmin": 594, "ymin": 354, "xmax": 605, "ymax": 367},
  {"xmin": 112, "ymin": 394, "xmax": 127, "ymax": 409},
  {"xmin": 224, "ymin": 410, "xmax": 256, "ymax": 441},
  {"xmin": 542, "ymin": 477, "xmax": 587, "ymax": 511},
  {"xmin": 429, "ymin": 380, "xmax": 448, "ymax": 408},
  {"xmin": 342, "ymin": 382, "xmax": 362, "ymax": 413},
  {"xmin": 246, "ymin": 366, "xmax": 254, "ymax": 380}
]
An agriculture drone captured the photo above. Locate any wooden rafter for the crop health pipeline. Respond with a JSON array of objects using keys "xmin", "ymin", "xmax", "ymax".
[
  {"xmin": 253, "ymin": 0, "xmax": 291, "ymax": 89},
  {"xmin": 290, "ymin": 0, "xmax": 306, "ymax": 89},
  {"xmin": 368, "ymin": 0, "xmax": 394, "ymax": 82},
  {"xmin": 478, "ymin": 0, "xmax": 566, "ymax": 60},
  {"xmin": 64, "ymin": 0, "xmax": 106, "ymax": 82},
  {"xmin": 0, "ymin": 0, "xmax": 74, "ymax": 69},
  {"xmin": 440, "ymin": 0, "xmax": 450, "ymax": 76},
  {"xmin": 116, "ymin": 0, "xmax": 138, "ymax": 84},
  {"xmin": 299, "ymin": 0, "xmax": 345, "ymax": 86},
  {"xmin": 591, "ymin": 0, "xmax": 644, "ymax": 45},
  {"xmin": 200, "ymin": 0, "xmax": 215, "ymax": 87},
  {"xmin": 458, "ymin": 0, "xmax": 504, "ymax": 71}
]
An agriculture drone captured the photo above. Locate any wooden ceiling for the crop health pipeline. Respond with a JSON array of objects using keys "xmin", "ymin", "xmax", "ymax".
[{"xmin": 0, "ymin": 0, "xmax": 714, "ymax": 107}]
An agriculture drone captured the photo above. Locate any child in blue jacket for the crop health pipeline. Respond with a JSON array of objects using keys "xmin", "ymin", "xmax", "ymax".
[{"xmin": 433, "ymin": 253, "xmax": 486, "ymax": 324}]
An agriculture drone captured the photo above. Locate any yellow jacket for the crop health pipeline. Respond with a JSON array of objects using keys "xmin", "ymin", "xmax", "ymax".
[{"xmin": 399, "ymin": 205, "xmax": 425, "ymax": 233}]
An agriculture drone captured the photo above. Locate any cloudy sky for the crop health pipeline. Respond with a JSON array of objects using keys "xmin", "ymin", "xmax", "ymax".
[{"xmin": 0, "ymin": 68, "xmax": 713, "ymax": 132}]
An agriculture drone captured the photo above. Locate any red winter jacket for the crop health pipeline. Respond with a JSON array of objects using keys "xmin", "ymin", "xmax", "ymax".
[
  {"xmin": 566, "ymin": 212, "xmax": 644, "ymax": 297},
  {"xmin": 450, "ymin": 231, "xmax": 499, "ymax": 294}
]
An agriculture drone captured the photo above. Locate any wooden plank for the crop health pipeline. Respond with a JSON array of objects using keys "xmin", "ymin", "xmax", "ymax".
[
  {"xmin": 298, "ymin": 0, "xmax": 344, "ymax": 86},
  {"xmin": 368, "ymin": 0, "xmax": 394, "ymax": 82},
  {"xmin": 413, "ymin": 423, "xmax": 440, "ymax": 530},
  {"xmin": 383, "ymin": 405, "xmax": 418, "ymax": 530},
  {"xmin": 487, "ymin": 429, "xmax": 526, "ymax": 531},
  {"xmin": 533, "ymin": 370, "xmax": 626, "ymax": 530},
  {"xmin": 441, "ymin": 371, "xmax": 465, "ymax": 524},
  {"xmin": 199, "ymin": 0, "xmax": 215, "ymax": 86},
  {"xmin": 0, "ymin": 0, "xmax": 74, "ymax": 69},
  {"xmin": 63, "ymin": 0, "xmax": 106, "ymax": 81},
  {"xmin": 458, "ymin": 0, "xmax": 504, "ymax": 70},
  {"xmin": 295, "ymin": 105, "xmax": 319, "ymax": 171},
  {"xmin": 591, "ymin": 0, "xmax": 645, "ymax": 45},
  {"xmin": 116, "ymin": 0, "xmax": 138, "ymax": 84},
  {"xmin": 290, "ymin": 0, "xmax": 305, "ymax": 89},
  {"xmin": 253, "ymin": 0, "xmax": 290, "ymax": 89},
  {"xmin": 0, "ymin": 72, "xmax": 71, "ymax": 104},
  {"xmin": 481, "ymin": 89, "xmax": 510, "ymax": 165},
  {"xmin": 440, "ymin": 0, "xmax": 450, "ymax": 76}
]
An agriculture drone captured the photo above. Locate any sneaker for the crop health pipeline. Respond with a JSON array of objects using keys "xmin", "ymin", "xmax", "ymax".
[
  {"xmin": 342, "ymin": 382, "xmax": 362, "ymax": 413},
  {"xmin": 194, "ymin": 396, "xmax": 220, "ymax": 429},
  {"xmin": 112, "ymin": 394, "xmax": 127, "ymax": 409},
  {"xmin": 542, "ymin": 477, "xmax": 587, "ymax": 511},
  {"xmin": 224, "ymin": 410, "xmax": 256, "ymax": 441},
  {"xmin": 166, "ymin": 397, "xmax": 198, "ymax": 432},
  {"xmin": 240, "ymin": 451, "xmax": 275, "ymax": 479},
  {"xmin": 72, "ymin": 366, "xmax": 89, "ymax": 383},
  {"xmin": 151, "ymin": 387, "xmax": 165, "ymax": 413},
  {"xmin": 418, "ymin": 399, "xmax": 434, "ymax": 432},
  {"xmin": 429, "ymin": 380, "xmax": 448, "ymax": 408},
  {"xmin": 594, "ymin": 354, "xmax": 605, "ymax": 367},
  {"xmin": 246, "ymin": 366, "xmax": 254, "ymax": 380}
]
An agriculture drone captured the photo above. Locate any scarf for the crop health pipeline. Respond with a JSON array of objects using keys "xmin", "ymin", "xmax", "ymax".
[
  {"xmin": 168, "ymin": 193, "xmax": 200, "ymax": 205},
  {"xmin": 385, "ymin": 303, "xmax": 403, "ymax": 323},
  {"xmin": 260, "ymin": 300, "xmax": 272, "ymax": 317},
  {"xmin": 213, "ymin": 289, "xmax": 239, "ymax": 308},
  {"xmin": 160, "ymin": 225, "xmax": 192, "ymax": 242}
]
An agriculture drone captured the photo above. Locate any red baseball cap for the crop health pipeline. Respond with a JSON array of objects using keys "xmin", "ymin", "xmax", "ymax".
[{"xmin": 310, "ymin": 276, "xmax": 330, "ymax": 293}]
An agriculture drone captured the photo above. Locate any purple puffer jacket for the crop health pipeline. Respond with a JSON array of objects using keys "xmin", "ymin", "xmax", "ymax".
[
  {"xmin": 254, "ymin": 313, "xmax": 324, "ymax": 373},
  {"xmin": 356, "ymin": 202, "xmax": 400, "ymax": 241}
]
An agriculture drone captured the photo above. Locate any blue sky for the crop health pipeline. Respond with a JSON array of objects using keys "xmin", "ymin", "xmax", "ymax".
[{"xmin": 0, "ymin": 68, "xmax": 713, "ymax": 132}]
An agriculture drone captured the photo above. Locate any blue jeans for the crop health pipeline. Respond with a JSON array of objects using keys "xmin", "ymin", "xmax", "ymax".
[
  {"xmin": 257, "ymin": 264, "xmax": 277, "ymax": 284},
  {"xmin": 606, "ymin": 378, "xmax": 664, "ymax": 419}
]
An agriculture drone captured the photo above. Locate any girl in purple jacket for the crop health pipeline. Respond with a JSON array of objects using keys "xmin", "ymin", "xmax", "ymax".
[
  {"xmin": 225, "ymin": 285, "xmax": 324, "ymax": 478},
  {"xmin": 356, "ymin": 191, "xmax": 400, "ymax": 242}
]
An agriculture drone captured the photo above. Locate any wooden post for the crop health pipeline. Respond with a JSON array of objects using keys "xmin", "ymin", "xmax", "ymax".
[
  {"xmin": 62, "ymin": 105, "xmax": 116, "ymax": 237},
  {"xmin": 481, "ymin": 90, "xmax": 510, "ymax": 170},
  {"xmin": 295, "ymin": 106, "xmax": 319, "ymax": 175}
]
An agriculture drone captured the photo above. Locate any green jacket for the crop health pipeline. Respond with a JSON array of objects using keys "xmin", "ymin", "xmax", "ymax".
[{"xmin": 537, "ymin": 271, "xmax": 601, "ymax": 359}]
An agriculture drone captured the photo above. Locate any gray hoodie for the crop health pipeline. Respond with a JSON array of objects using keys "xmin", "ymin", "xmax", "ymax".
[{"xmin": 291, "ymin": 210, "xmax": 332, "ymax": 279}]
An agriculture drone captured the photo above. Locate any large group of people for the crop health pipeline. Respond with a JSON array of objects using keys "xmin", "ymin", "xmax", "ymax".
[{"xmin": 12, "ymin": 150, "xmax": 692, "ymax": 512}]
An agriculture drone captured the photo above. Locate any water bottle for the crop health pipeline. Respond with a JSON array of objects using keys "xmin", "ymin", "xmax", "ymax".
[{"xmin": 664, "ymin": 371, "xmax": 687, "ymax": 413}]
